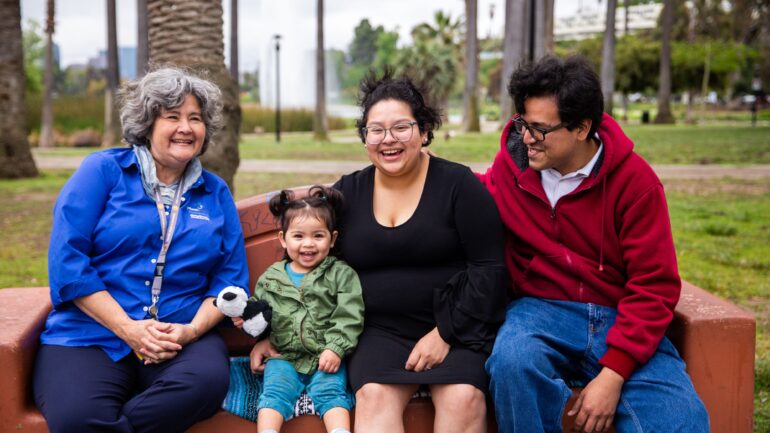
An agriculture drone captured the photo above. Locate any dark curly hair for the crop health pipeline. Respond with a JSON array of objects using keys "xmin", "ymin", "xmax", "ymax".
[
  {"xmin": 268, "ymin": 185, "xmax": 344, "ymax": 234},
  {"xmin": 356, "ymin": 67, "xmax": 442, "ymax": 146},
  {"xmin": 508, "ymin": 55, "xmax": 603, "ymax": 138}
]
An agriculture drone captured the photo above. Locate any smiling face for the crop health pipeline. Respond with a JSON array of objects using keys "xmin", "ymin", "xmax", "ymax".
[
  {"xmin": 519, "ymin": 95, "xmax": 593, "ymax": 175},
  {"xmin": 149, "ymin": 94, "xmax": 205, "ymax": 183},
  {"xmin": 364, "ymin": 99, "xmax": 428, "ymax": 178},
  {"xmin": 279, "ymin": 214, "xmax": 338, "ymax": 274}
]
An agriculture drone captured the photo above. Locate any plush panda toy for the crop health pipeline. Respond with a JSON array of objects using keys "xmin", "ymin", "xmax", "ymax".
[{"xmin": 214, "ymin": 286, "xmax": 272, "ymax": 340}]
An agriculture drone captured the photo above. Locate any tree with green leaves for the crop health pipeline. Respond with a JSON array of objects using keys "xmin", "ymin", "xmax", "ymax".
[
  {"xmin": 349, "ymin": 19, "xmax": 382, "ymax": 66},
  {"xmin": 394, "ymin": 39, "xmax": 458, "ymax": 110}
]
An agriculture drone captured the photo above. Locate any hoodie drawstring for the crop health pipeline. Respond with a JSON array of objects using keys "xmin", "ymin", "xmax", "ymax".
[{"xmin": 598, "ymin": 177, "xmax": 607, "ymax": 272}]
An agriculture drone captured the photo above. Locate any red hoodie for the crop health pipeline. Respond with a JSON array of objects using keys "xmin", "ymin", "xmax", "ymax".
[{"xmin": 477, "ymin": 113, "xmax": 681, "ymax": 379}]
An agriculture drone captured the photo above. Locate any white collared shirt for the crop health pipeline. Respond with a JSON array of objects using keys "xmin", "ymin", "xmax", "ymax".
[{"xmin": 541, "ymin": 140, "xmax": 604, "ymax": 208}]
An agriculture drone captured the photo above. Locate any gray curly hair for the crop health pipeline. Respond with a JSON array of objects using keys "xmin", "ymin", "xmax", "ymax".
[{"xmin": 119, "ymin": 67, "xmax": 223, "ymax": 155}]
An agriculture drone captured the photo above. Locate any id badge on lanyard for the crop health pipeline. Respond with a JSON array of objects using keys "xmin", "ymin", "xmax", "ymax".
[{"xmin": 147, "ymin": 180, "xmax": 185, "ymax": 320}]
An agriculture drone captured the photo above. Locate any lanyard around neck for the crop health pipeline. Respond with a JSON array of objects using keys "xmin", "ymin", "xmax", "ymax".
[{"xmin": 147, "ymin": 180, "xmax": 185, "ymax": 320}]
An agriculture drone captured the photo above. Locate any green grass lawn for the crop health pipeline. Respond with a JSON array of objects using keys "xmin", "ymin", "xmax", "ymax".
[
  {"xmin": 32, "ymin": 123, "xmax": 770, "ymax": 165},
  {"xmin": 2, "ymin": 168, "xmax": 769, "ymax": 431}
]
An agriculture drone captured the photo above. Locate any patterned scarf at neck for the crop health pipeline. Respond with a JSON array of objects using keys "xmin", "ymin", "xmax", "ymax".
[{"xmin": 133, "ymin": 145, "xmax": 202, "ymax": 205}]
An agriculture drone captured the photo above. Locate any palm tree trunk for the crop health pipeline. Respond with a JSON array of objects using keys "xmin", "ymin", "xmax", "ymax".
[
  {"xmin": 102, "ymin": 0, "xmax": 120, "ymax": 148},
  {"xmin": 533, "ymin": 0, "xmax": 547, "ymax": 58},
  {"xmin": 313, "ymin": 0, "xmax": 329, "ymax": 141},
  {"xmin": 624, "ymin": 0, "xmax": 630, "ymax": 35},
  {"xmin": 600, "ymin": 0, "xmax": 617, "ymax": 115},
  {"xmin": 655, "ymin": 0, "xmax": 675, "ymax": 124},
  {"xmin": 500, "ymin": 0, "xmax": 527, "ymax": 125},
  {"xmin": 0, "ymin": 0, "xmax": 39, "ymax": 178},
  {"xmin": 543, "ymin": 0, "xmax": 554, "ymax": 54},
  {"xmin": 148, "ymin": 0, "xmax": 241, "ymax": 190},
  {"xmin": 39, "ymin": 0, "xmax": 55, "ymax": 148},
  {"xmin": 229, "ymin": 0, "xmax": 238, "ymax": 85},
  {"xmin": 462, "ymin": 0, "xmax": 481, "ymax": 132},
  {"xmin": 137, "ymin": 0, "xmax": 148, "ymax": 77}
]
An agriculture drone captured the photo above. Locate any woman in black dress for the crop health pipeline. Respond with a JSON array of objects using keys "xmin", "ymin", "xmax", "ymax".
[{"xmin": 250, "ymin": 70, "xmax": 507, "ymax": 432}]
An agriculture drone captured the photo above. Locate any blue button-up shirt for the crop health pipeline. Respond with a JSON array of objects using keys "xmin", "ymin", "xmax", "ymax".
[{"xmin": 42, "ymin": 148, "xmax": 249, "ymax": 361}]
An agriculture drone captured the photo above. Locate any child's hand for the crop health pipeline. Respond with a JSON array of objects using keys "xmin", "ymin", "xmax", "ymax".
[
  {"xmin": 318, "ymin": 349, "xmax": 341, "ymax": 373},
  {"xmin": 231, "ymin": 317, "xmax": 244, "ymax": 328},
  {"xmin": 249, "ymin": 339, "xmax": 280, "ymax": 373}
]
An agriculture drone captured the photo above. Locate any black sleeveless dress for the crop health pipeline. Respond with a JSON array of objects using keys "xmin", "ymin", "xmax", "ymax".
[{"xmin": 334, "ymin": 157, "xmax": 508, "ymax": 392}]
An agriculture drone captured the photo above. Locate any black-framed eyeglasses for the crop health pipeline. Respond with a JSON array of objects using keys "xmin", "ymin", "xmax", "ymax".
[
  {"xmin": 362, "ymin": 121, "xmax": 418, "ymax": 146},
  {"xmin": 513, "ymin": 115, "xmax": 566, "ymax": 142}
]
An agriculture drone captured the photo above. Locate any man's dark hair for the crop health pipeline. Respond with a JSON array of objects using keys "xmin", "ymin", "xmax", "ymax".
[
  {"xmin": 356, "ymin": 67, "xmax": 442, "ymax": 146},
  {"xmin": 508, "ymin": 55, "xmax": 603, "ymax": 137}
]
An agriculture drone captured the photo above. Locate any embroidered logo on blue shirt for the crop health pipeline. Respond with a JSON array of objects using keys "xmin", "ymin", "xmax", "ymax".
[{"xmin": 187, "ymin": 202, "xmax": 210, "ymax": 221}]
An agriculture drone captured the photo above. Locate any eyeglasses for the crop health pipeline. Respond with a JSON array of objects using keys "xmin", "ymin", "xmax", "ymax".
[
  {"xmin": 362, "ymin": 121, "xmax": 418, "ymax": 146},
  {"xmin": 513, "ymin": 115, "xmax": 567, "ymax": 142}
]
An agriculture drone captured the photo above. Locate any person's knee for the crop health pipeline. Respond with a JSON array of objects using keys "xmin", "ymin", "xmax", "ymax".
[
  {"xmin": 487, "ymin": 333, "xmax": 545, "ymax": 380},
  {"xmin": 435, "ymin": 385, "xmax": 486, "ymax": 419},
  {"xmin": 45, "ymin": 405, "xmax": 119, "ymax": 433},
  {"xmin": 354, "ymin": 383, "xmax": 402, "ymax": 416}
]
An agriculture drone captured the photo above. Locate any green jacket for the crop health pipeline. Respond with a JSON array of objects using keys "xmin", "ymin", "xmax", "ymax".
[{"xmin": 253, "ymin": 256, "xmax": 364, "ymax": 374}]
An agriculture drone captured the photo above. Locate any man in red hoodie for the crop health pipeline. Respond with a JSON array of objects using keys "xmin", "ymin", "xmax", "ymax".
[{"xmin": 479, "ymin": 56, "xmax": 708, "ymax": 433}]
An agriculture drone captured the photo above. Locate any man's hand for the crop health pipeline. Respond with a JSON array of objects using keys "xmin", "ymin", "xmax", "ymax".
[
  {"xmin": 318, "ymin": 349, "xmax": 342, "ymax": 373},
  {"xmin": 405, "ymin": 327, "xmax": 449, "ymax": 372},
  {"xmin": 568, "ymin": 367, "xmax": 624, "ymax": 432},
  {"xmin": 249, "ymin": 339, "xmax": 281, "ymax": 373}
]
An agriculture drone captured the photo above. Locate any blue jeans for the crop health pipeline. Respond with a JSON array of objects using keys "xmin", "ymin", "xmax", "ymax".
[
  {"xmin": 485, "ymin": 298, "xmax": 709, "ymax": 433},
  {"xmin": 257, "ymin": 358, "xmax": 352, "ymax": 420}
]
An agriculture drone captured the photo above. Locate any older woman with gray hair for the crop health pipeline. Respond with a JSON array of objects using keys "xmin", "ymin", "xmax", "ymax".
[{"xmin": 32, "ymin": 67, "xmax": 249, "ymax": 433}]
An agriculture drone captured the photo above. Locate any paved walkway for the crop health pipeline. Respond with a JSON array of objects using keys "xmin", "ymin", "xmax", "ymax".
[{"xmin": 32, "ymin": 156, "xmax": 770, "ymax": 179}]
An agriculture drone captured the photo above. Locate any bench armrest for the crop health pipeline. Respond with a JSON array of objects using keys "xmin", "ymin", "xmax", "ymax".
[
  {"xmin": 0, "ymin": 287, "xmax": 52, "ymax": 432},
  {"xmin": 668, "ymin": 281, "xmax": 756, "ymax": 433}
]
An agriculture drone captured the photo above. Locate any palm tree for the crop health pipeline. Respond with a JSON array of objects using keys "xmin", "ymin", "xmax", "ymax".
[
  {"xmin": 500, "ymin": 0, "xmax": 527, "ymax": 125},
  {"xmin": 600, "ymin": 0, "xmax": 617, "ymax": 115},
  {"xmin": 147, "ymin": 0, "xmax": 241, "ymax": 189},
  {"xmin": 314, "ymin": 0, "xmax": 329, "ymax": 141},
  {"xmin": 0, "ymin": 0, "xmax": 39, "ymax": 178},
  {"xmin": 39, "ymin": 0, "xmax": 55, "ymax": 148},
  {"xmin": 462, "ymin": 0, "xmax": 480, "ymax": 132},
  {"xmin": 102, "ymin": 0, "xmax": 120, "ymax": 147},
  {"xmin": 229, "ymin": 0, "xmax": 238, "ymax": 85},
  {"xmin": 137, "ymin": 0, "xmax": 148, "ymax": 77},
  {"xmin": 395, "ymin": 40, "xmax": 457, "ymax": 111},
  {"xmin": 401, "ymin": 11, "xmax": 462, "ymax": 112},
  {"xmin": 412, "ymin": 11, "xmax": 463, "ymax": 49},
  {"xmin": 654, "ymin": 0, "xmax": 675, "ymax": 124}
]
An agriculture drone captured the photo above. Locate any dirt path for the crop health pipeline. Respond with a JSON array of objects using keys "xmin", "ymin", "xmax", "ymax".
[{"xmin": 32, "ymin": 156, "xmax": 770, "ymax": 178}]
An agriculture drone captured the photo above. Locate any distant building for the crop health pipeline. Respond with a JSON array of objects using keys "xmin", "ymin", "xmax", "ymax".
[
  {"xmin": 88, "ymin": 47, "xmax": 137, "ymax": 80},
  {"xmin": 554, "ymin": 3, "xmax": 663, "ymax": 41}
]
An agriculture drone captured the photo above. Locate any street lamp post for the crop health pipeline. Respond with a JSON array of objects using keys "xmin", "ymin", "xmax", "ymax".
[{"xmin": 274, "ymin": 34, "xmax": 282, "ymax": 143}]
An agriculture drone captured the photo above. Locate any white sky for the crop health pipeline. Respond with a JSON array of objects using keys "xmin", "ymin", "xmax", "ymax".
[{"xmin": 20, "ymin": 0, "xmax": 585, "ymax": 72}]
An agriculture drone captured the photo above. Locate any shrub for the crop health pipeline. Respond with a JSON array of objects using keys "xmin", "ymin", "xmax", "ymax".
[
  {"xmin": 27, "ymin": 93, "xmax": 104, "ymax": 134},
  {"xmin": 241, "ymin": 104, "xmax": 348, "ymax": 133}
]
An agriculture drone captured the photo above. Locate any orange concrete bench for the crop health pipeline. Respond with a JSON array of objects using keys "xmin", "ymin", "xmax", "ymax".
[{"xmin": 0, "ymin": 187, "xmax": 756, "ymax": 433}]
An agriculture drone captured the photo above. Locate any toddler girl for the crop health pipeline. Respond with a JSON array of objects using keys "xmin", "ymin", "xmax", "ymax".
[{"xmin": 244, "ymin": 185, "xmax": 363, "ymax": 433}]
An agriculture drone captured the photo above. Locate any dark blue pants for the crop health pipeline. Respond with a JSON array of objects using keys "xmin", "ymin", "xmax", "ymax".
[{"xmin": 33, "ymin": 332, "xmax": 230, "ymax": 433}]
